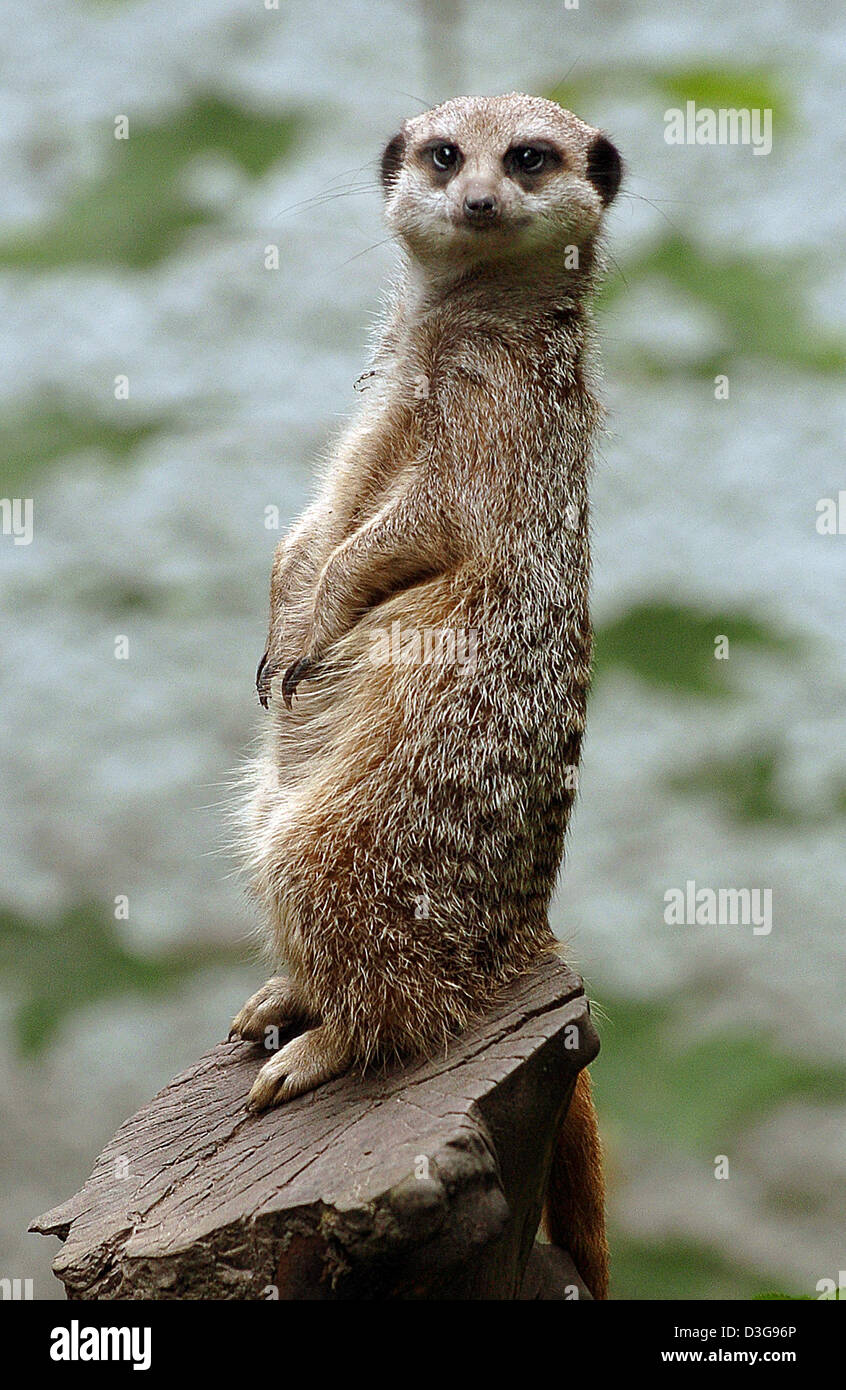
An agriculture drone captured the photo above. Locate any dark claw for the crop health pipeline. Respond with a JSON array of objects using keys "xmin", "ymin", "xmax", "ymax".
[
  {"xmin": 281, "ymin": 657, "xmax": 313, "ymax": 709},
  {"xmin": 256, "ymin": 651, "xmax": 273, "ymax": 709}
]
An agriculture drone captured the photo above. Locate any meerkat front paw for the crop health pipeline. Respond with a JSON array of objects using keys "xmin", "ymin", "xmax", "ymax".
[
  {"xmin": 245, "ymin": 1025, "xmax": 351, "ymax": 1110},
  {"xmin": 228, "ymin": 975, "xmax": 306, "ymax": 1043}
]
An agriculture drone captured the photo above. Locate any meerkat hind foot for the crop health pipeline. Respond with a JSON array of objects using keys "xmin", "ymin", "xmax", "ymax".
[
  {"xmin": 246, "ymin": 1025, "xmax": 352, "ymax": 1111},
  {"xmin": 228, "ymin": 975, "xmax": 307, "ymax": 1043}
]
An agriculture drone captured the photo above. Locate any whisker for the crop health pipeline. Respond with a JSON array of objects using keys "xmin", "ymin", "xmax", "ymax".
[
  {"xmin": 619, "ymin": 189, "xmax": 685, "ymax": 237},
  {"xmin": 270, "ymin": 154, "xmax": 382, "ymax": 221},
  {"xmin": 548, "ymin": 56, "xmax": 584, "ymax": 94},
  {"xmin": 604, "ymin": 251, "xmax": 629, "ymax": 291},
  {"xmin": 384, "ymin": 87, "xmax": 435, "ymax": 110},
  {"xmin": 331, "ymin": 231, "xmax": 401, "ymax": 272},
  {"xmin": 271, "ymin": 182, "xmax": 378, "ymax": 222}
]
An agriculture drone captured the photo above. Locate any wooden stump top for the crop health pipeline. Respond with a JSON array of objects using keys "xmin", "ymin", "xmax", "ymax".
[{"xmin": 32, "ymin": 954, "xmax": 598, "ymax": 1300}]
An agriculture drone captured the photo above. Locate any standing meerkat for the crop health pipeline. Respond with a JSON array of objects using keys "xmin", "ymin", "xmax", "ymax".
[{"xmin": 231, "ymin": 93, "xmax": 622, "ymax": 1298}]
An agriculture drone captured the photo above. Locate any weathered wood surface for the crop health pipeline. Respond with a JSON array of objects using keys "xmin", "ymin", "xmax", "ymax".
[{"xmin": 32, "ymin": 954, "xmax": 598, "ymax": 1300}]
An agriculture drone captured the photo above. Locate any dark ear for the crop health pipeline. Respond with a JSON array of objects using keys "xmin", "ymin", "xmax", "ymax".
[
  {"xmin": 380, "ymin": 130, "xmax": 406, "ymax": 192},
  {"xmin": 585, "ymin": 134, "xmax": 623, "ymax": 206}
]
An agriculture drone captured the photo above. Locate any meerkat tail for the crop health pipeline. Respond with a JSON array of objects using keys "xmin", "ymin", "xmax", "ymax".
[{"xmin": 543, "ymin": 1068, "xmax": 609, "ymax": 1300}]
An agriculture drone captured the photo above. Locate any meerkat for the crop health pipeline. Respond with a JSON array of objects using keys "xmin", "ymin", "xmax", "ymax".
[{"xmin": 230, "ymin": 93, "xmax": 622, "ymax": 1299}]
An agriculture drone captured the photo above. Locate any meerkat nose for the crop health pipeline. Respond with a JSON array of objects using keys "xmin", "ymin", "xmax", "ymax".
[{"xmin": 462, "ymin": 191, "xmax": 499, "ymax": 223}]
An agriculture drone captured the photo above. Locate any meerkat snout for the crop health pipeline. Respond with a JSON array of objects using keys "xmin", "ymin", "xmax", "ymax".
[
  {"xmin": 461, "ymin": 185, "xmax": 499, "ymax": 225},
  {"xmin": 381, "ymin": 92, "xmax": 623, "ymax": 271}
]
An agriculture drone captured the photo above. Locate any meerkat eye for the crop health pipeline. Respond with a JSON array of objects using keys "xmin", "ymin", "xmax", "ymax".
[
  {"xmin": 510, "ymin": 145, "xmax": 548, "ymax": 174},
  {"xmin": 430, "ymin": 143, "xmax": 460, "ymax": 172}
]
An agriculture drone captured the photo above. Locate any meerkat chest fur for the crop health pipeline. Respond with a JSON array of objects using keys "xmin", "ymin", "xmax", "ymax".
[
  {"xmin": 356, "ymin": 284, "xmax": 598, "ymax": 706},
  {"xmin": 362, "ymin": 293, "xmax": 595, "ymax": 577}
]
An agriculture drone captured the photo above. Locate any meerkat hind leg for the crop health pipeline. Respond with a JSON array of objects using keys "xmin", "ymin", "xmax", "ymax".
[
  {"xmin": 228, "ymin": 975, "xmax": 308, "ymax": 1043},
  {"xmin": 246, "ymin": 1025, "xmax": 352, "ymax": 1111}
]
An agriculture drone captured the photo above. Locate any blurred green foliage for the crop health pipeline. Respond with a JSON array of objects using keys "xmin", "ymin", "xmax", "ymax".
[
  {"xmin": 606, "ymin": 236, "xmax": 846, "ymax": 375},
  {"xmin": 0, "ymin": 398, "xmax": 173, "ymax": 493},
  {"xmin": 670, "ymin": 745, "xmax": 846, "ymax": 826},
  {"xmin": 595, "ymin": 993, "xmax": 846, "ymax": 1298},
  {"xmin": 0, "ymin": 95, "xmax": 301, "ymax": 269},
  {"xmin": 547, "ymin": 61, "xmax": 791, "ymax": 133},
  {"xmin": 595, "ymin": 994, "xmax": 846, "ymax": 1153},
  {"xmin": 0, "ymin": 905, "xmax": 242, "ymax": 1056},
  {"xmin": 593, "ymin": 601, "xmax": 797, "ymax": 697},
  {"xmin": 649, "ymin": 65, "xmax": 790, "ymax": 122},
  {"xmin": 611, "ymin": 1238, "xmax": 806, "ymax": 1301}
]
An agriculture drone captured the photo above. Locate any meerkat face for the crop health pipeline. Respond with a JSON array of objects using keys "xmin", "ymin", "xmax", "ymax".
[{"xmin": 381, "ymin": 93, "xmax": 622, "ymax": 274}]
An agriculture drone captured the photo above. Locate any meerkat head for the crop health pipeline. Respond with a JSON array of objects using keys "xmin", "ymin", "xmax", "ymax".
[{"xmin": 380, "ymin": 92, "xmax": 622, "ymax": 277}]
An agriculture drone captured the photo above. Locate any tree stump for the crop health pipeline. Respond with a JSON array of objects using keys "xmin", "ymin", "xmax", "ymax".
[{"xmin": 31, "ymin": 954, "xmax": 599, "ymax": 1300}]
